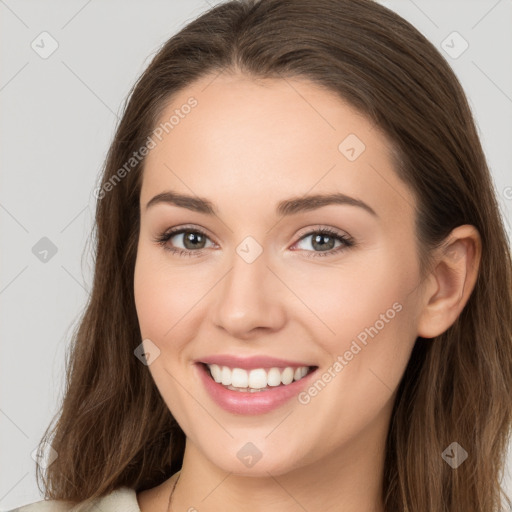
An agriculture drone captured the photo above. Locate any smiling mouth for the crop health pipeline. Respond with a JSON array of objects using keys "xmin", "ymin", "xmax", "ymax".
[{"xmin": 201, "ymin": 362, "xmax": 318, "ymax": 392}]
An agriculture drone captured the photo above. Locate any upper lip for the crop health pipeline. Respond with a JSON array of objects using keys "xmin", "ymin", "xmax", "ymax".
[{"xmin": 195, "ymin": 354, "xmax": 317, "ymax": 370}]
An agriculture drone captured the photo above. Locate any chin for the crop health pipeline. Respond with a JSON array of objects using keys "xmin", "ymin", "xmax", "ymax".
[{"xmin": 199, "ymin": 441, "xmax": 307, "ymax": 477}]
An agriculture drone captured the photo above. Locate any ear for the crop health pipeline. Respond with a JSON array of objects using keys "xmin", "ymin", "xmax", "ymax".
[{"xmin": 416, "ymin": 224, "xmax": 482, "ymax": 339}]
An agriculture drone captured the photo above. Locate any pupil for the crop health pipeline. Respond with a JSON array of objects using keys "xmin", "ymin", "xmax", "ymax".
[
  {"xmin": 313, "ymin": 234, "xmax": 334, "ymax": 251},
  {"xmin": 184, "ymin": 232, "xmax": 205, "ymax": 250}
]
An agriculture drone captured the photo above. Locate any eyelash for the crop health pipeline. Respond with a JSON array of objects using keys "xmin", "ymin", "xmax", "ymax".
[{"xmin": 153, "ymin": 225, "xmax": 355, "ymax": 259}]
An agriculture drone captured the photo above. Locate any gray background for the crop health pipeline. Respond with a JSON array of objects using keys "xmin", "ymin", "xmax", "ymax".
[{"xmin": 1, "ymin": 0, "xmax": 511, "ymax": 509}]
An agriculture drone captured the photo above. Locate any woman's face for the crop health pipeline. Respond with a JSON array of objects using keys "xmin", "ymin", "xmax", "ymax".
[{"xmin": 134, "ymin": 72, "xmax": 424, "ymax": 476}]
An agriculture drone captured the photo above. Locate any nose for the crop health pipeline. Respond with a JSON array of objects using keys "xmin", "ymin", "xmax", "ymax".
[{"xmin": 210, "ymin": 248, "xmax": 287, "ymax": 339}]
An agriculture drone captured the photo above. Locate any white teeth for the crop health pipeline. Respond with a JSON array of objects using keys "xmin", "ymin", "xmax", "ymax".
[
  {"xmin": 281, "ymin": 367, "xmax": 294, "ymax": 385},
  {"xmin": 221, "ymin": 365, "xmax": 231, "ymax": 386},
  {"xmin": 248, "ymin": 368, "xmax": 267, "ymax": 389},
  {"xmin": 206, "ymin": 364, "xmax": 312, "ymax": 391},
  {"xmin": 209, "ymin": 364, "xmax": 222, "ymax": 383},
  {"xmin": 231, "ymin": 368, "xmax": 248, "ymax": 388},
  {"xmin": 267, "ymin": 367, "xmax": 282, "ymax": 387}
]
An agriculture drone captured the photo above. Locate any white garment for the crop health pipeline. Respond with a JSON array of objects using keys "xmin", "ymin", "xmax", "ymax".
[{"xmin": 7, "ymin": 487, "xmax": 140, "ymax": 512}]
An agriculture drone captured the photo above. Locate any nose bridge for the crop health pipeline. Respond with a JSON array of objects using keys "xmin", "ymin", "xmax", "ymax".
[{"xmin": 211, "ymin": 238, "xmax": 286, "ymax": 336}]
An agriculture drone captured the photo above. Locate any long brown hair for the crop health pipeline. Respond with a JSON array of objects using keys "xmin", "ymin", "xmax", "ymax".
[{"xmin": 36, "ymin": 0, "xmax": 512, "ymax": 510}]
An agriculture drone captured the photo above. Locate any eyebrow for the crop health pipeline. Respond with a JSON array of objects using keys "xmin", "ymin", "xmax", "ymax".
[{"xmin": 145, "ymin": 190, "xmax": 378, "ymax": 218}]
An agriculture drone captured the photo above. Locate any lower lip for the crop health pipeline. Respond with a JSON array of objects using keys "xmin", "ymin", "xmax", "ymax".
[{"xmin": 195, "ymin": 363, "xmax": 318, "ymax": 415}]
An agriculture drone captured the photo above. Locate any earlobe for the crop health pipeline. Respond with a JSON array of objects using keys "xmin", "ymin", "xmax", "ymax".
[{"xmin": 416, "ymin": 225, "xmax": 482, "ymax": 339}]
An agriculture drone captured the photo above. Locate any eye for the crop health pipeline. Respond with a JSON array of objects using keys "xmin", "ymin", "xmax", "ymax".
[
  {"xmin": 154, "ymin": 226, "xmax": 214, "ymax": 257},
  {"xmin": 292, "ymin": 227, "xmax": 355, "ymax": 258},
  {"xmin": 154, "ymin": 225, "xmax": 355, "ymax": 258}
]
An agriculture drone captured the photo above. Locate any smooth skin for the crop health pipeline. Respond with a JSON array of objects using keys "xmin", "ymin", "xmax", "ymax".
[{"xmin": 134, "ymin": 72, "xmax": 481, "ymax": 512}]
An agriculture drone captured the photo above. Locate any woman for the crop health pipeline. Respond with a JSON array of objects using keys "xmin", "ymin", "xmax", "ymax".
[{"xmin": 15, "ymin": 0, "xmax": 512, "ymax": 510}]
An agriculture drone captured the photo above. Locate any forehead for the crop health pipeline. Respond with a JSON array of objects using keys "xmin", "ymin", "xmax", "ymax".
[{"xmin": 140, "ymin": 73, "xmax": 416, "ymax": 224}]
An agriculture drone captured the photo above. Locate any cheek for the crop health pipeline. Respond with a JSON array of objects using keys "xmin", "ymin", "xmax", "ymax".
[
  {"xmin": 286, "ymin": 248, "xmax": 415, "ymax": 349},
  {"xmin": 133, "ymin": 244, "xmax": 177, "ymax": 339},
  {"xmin": 303, "ymin": 249, "xmax": 419, "ymax": 420},
  {"xmin": 293, "ymin": 242, "xmax": 416, "ymax": 369},
  {"xmin": 134, "ymin": 258, "xmax": 162, "ymax": 338},
  {"xmin": 133, "ymin": 247, "xmax": 196, "ymax": 409},
  {"xmin": 133, "ymin": 244, "xmax": 213, "ymax": 345}
]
